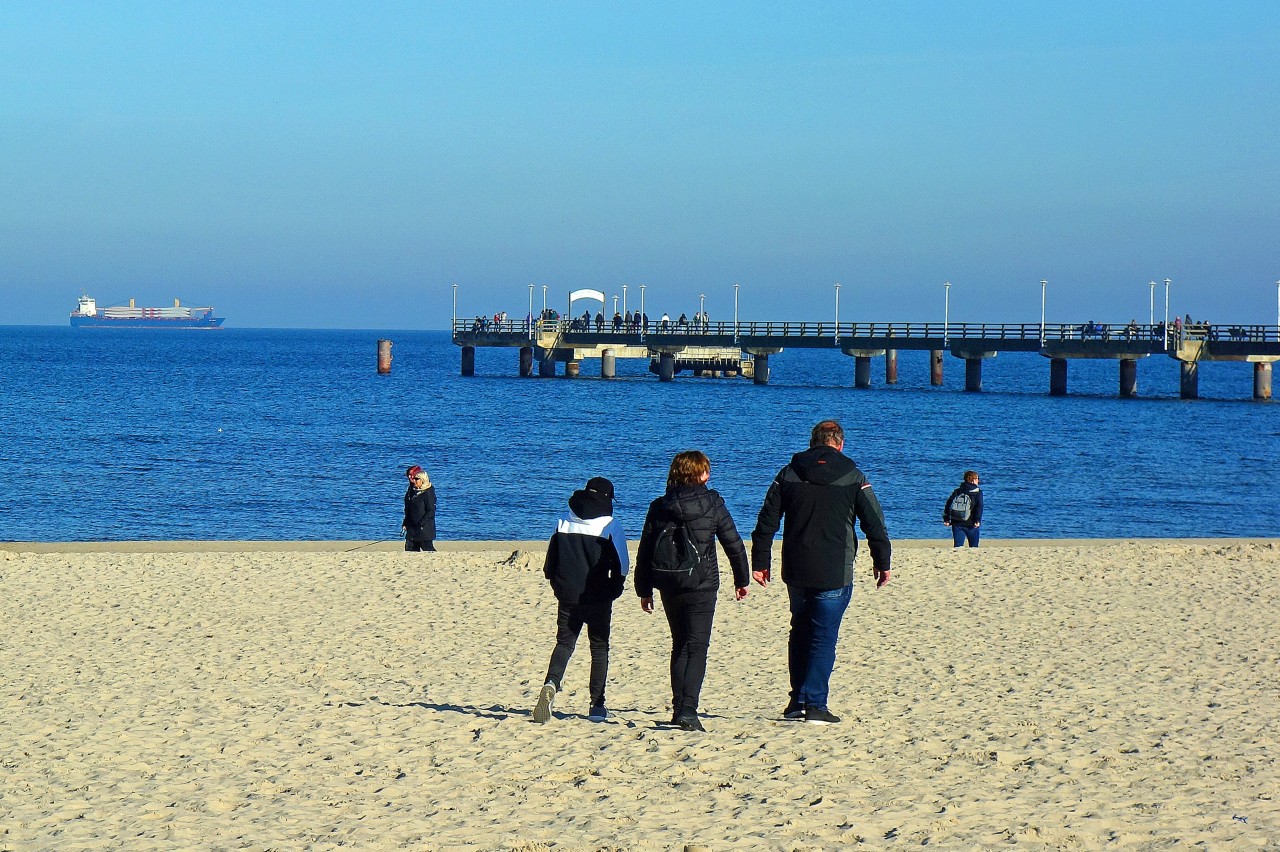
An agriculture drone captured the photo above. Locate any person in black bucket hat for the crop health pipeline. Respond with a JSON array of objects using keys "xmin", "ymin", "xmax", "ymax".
[{"xmin": 532, "ymin": 476, "xmax": 629, "ymax": 724}]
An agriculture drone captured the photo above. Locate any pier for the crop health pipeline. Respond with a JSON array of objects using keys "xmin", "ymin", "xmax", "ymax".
[{"xmin": 451, "ymin": 319, "xmax": 1280, "ymax": 400}]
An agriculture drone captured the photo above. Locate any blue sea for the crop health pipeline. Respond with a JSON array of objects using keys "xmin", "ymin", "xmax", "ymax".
[{"xmin": 1, "ymin": 326, "xmax": 1276, "ymax": 542}]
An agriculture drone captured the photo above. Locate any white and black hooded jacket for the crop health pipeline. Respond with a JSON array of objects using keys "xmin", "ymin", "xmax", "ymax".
[{"xmin": 543, "ymin": 486, "xmax": 630, "ymax": 605}]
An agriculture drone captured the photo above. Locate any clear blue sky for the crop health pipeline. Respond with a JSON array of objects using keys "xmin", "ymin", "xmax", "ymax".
[{"xmin": 3, "ymin": 1, "xmax": 1277, "ymax": 328}]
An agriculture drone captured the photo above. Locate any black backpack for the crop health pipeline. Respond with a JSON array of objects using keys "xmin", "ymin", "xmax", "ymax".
[
  {"xmin": 649, "ymin": 520, "xmax": 701, "ymax": 591},
  {"xmin": 948, "ymin": 489, "xmax": 974, "ymax": 524}
]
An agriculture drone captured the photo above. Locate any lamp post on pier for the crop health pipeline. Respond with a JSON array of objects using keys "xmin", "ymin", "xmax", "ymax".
[
  {"xmin": 640, "ymin": 284, "xmax": 646, "ymax": 339},
  {"xmin": 943, "ymin": 281, "xmax": 951, "ymax": 347},
  {"xmin": 622, "ymin": 284, "xmax": 627, "ymax": 318},
  {"xmin": 1275, "ymin": 279, "xmax": 1279, "ymax": 338},
  {"xmin": 1148, "ymin": 280, "xmax": 1155, "ymax": 328},
  {"xmin": 834, "ymin": 282, "xmax": 841, "ymax": 345},
  {"xmin": 542, "ymin": 284, "xmax": 547, "ymax": 319},
  {"xmin": 1040, "ymin": 279, "xmax": 1046, "ymax": 346},
  {"xmin": 733, "ymin": 283, "xmax": 740, "ymax": 344},
  {"xmin": 612, "ymin": 295, "xmax": 618, "ymax": 315},
  {"xmin": 451, "ymin": 282, "xmax": 458, "ymax": 331},
  {"xmin": 528, "ymin": 284, "xmax": 534, "ymax": 338},
  {"xmin": 699, "ymin": 292, "xmax": 705, "ymax": 327},
  {"xmin": 1163, "ymin": 278, "xmax": 1171, "ymax": 351}
]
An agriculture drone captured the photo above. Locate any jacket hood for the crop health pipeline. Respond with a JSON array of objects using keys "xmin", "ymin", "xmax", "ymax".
[
  {"xmin": 788, "ymin": 445, "xmax": 856, "ymax": 485},
  {"xmin": 569, "ymin": 489, "xmax": 613, "ymax": 520},
  {"xmin": 661, "ymin": 484, "xmax": 718, "ymax": 522}
]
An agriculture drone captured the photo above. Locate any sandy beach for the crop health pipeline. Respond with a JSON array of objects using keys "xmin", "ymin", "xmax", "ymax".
[{"xmin": 1, "ymin": 539, "xmax": 1277, "ymax": 850}]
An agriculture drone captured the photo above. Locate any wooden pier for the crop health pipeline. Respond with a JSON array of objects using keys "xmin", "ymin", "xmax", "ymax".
[{"xmin": 451, "ymin": 319, "xmax": 1280, "ymax": 400}]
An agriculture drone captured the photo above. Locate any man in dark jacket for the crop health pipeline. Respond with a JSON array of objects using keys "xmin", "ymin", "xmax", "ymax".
[
  {"xmin": 943, "ymin": 470, "xmax": 983, "ymax": 547},
  {"xmin": 751, "ymin": 420, "xmax": 892, "ymax": 725},
  {"xmin": 534, "ymin": 477, "xmax": 629, "ymax": 724}
]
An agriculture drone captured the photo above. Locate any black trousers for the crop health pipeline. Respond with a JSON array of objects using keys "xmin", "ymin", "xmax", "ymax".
[
  {"xmin": 544, "ymin": 600, "xmax": 613, "ymax": 708},
  {"xmin": 405, "ymin": 538, "xmax": 435, "ymax": 551},
  {"xmin": 659, "ymin": 588, "xmax": 717, "ymax": 714}
]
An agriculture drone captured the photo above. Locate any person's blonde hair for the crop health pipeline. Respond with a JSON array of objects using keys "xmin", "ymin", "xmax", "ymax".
[{"xmin": 667, "ymin": 450, "xmax": 710, "ymax": 488}]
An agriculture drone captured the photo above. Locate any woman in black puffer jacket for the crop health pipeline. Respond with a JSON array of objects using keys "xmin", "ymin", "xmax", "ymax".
[{"xmin": 635, "ymin": 450, "xmax": 750, "ymax": 731}]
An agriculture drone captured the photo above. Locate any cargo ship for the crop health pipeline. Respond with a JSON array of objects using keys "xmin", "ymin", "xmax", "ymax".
[{"xmin": 70, "ymin": 295, "xmax": 225, "ymax": 328}]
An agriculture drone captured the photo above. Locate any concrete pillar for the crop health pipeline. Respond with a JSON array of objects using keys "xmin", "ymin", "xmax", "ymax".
[
  {"xmin": 601, "ymin": 349, "xmax": 616, "ymax": 378},
  {"xmin": 565, "ymin": 360, "xmax": 580, "ymax": 378},
  {"xmin": 1180, "ymin": 360, "xmax": 1199, "ymax": 399},
  {"xmin": 885, "ymin": 349, "xmax": 898, "ymax": 384},
  {"xmin": 1254, "ymin": 362, "xmax": 1273, "ymax": 400},
  {"xmin": 753, "ymin": 353, "xmax": 770, "ymax": 385},
  {"xmin": 658, "ymin": 352, "xmax": 676, "ymax": 382},
  {"xmin": 1049, "ymin": 357, "xmax": 1068, "ymax": 396},
  {"xmin": 930, "ymin": 350, "xmax": 944, "ymax": 386},
  {"xmin": 519, "ymin": 346, "xmax": 533, "ymax": 378},
  {"xmin": 1119, "ymin": 358, "xmax": 1138, "ymax": 398},
  {"xmin": 854, "ymin": 356, "xmax": 872, "ymax": 388},
  {"xmin": 459, "ymin": 344, "xmax": 474, "ymax": 377},
  {"xmin": 378, "ymin": 339, "xmax": 393, "ymax": 375},
  {"xmin": 538, "ymin": 351, "xmax": 557, "ymax": 378},
  {"xmin": 964, "ymin": 358, "xmax": 982, "ymax": 392}
]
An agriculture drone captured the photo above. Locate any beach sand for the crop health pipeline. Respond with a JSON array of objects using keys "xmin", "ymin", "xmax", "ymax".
[{"xmin": 1, "ymin": 539, "xmax": 1277, "ymax": 849}]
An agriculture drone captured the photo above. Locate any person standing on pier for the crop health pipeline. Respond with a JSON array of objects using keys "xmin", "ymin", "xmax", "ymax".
[
  {"xmin": 943, "ymin": 471, "xmax": 983, "ymax": 548},
  {"xmin": 402, "ymin": 465, "xmax": 437, "ymax": 552},
  {"xmin": 533, "ymin": 477, "xmax": 629, "ymax": 724},
  {"xmin": 750, "ymin": 419, "xmax": 892, "ymax": 725}
]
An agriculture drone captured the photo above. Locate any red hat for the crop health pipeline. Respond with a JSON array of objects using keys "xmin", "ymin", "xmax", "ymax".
[{"xmin": 406, "ymin": 465, "xmax": 423, "ymax": 480}]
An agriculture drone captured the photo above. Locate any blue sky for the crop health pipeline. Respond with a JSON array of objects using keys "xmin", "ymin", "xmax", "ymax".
[{"xmin": 3, "ymin": 1, "xmax": 1277, "ymax": 328}]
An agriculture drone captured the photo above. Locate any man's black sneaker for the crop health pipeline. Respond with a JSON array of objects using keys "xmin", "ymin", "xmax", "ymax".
[
  {"xmin": 676, "ymin": 712, "xmax": 705, "ymax": 732},
  {"xmin": 782, "ymin": 702, "xmax": 805, "ymax": 721},
  {"xmin": 805, "ymin": 706, "xmax": 841, "ymax": 725},
  {"xmin": 588, "ymin": 705, "xmax": 608, "ymax": 722}
]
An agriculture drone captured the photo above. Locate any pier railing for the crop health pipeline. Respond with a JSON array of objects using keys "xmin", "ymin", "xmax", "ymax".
[{"xmin": 451, "ymin": 319, "xmax": 1280, "ymax": 346}]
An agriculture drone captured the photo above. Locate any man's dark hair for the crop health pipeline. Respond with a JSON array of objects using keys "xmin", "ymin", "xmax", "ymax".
[{"xmin": 809, "ymin": 420, "xmax": 844, "ymax": 448}]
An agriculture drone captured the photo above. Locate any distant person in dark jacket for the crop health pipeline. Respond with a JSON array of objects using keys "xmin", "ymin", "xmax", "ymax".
[
  {"xmin": 943, "ymin": 470, "xmax": 983, "ymax": 548},
  {"xmin": 402, "ymin": 465, "xmax": 437, "ymax": 551},
  {"xmin": 634, "ymin": 451, "xmax": 749, "ymax": 732},
  {"xmin": 751, "ymin": 420, "xmax": 892, "ymax": 725},
  {"xmin": 533, "ymin": 477, "xmax": 629, "ymax": 724}
]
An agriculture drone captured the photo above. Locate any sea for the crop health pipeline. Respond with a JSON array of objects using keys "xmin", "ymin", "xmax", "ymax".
[{"xmin": 1, "ymin": 326, "xmax": 1276, "ymax": 543}]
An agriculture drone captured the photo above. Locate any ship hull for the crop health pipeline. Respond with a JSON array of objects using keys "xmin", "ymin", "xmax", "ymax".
[{"xmin": 70, "ymin": 315, "xmax": 225, "ymax": 328}]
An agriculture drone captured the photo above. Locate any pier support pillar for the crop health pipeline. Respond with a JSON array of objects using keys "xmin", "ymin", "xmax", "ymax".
[
  {"xmin": 378, "ymin": 339, "xmax": 393, "ymax": 375},
  {"xmin": 538, "ymin": 351, "xmax": 557, "ymax": 378},
  {"xmin": 1180, "ymin": 361, "xmax": 1199, "ymax": 399},
  {"xmin": 930, "ymin": 350, "xmax": 944, "ymax": 386},
  {"xmin": 885, "ymin": 349, "xmax": 898, "ymax": 384},
  {"xmin": 964, "ymin": 358, "xmax": 983, "ymax": 392},
  {"xmin": 854, "ymin": 356, "xmax": 872, "ymax": 388},
  {"xmin": 459, "ymin": 344, "xmax": 474, "ymax": 377},
  {"xmin": 601, "ymin": 349, "xmax": 616, "ymax": 378},
  {"xmin": 519, "ymin": 346, "xmax": 533, "ymax": 378},
  {"xmin": 658, "ymin": 352, "xmax": 676, "ymax": 382},
  {"xmin": 565, "ymin": 360, "xmax": 580, "ymax": 379},
  {"xmin": 753, "ymin": 353, "xmax": 770, "ymax": 385},
  {"xmin": 1049, "ymin": 358, "xmax": 1068, "ymax": 396},
  {"xmin": 1119, "ymin": 358, "xmax": 1138, "ymax": 398},
  {"xmin": 1254, "ymin": 362, "xmax": 1273, "ymax": 400}
]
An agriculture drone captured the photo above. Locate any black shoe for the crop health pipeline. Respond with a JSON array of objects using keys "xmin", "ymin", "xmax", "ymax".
[
  {"xmin": 675, "ymin": 711, "xmax": 705, "ymax": 732},
  {"xmin": 782, "ymin": 701, "xmax": 805, "ymax": 721},
  {"xmin": 805, "ymin": 706, "xmax": 841, "ymax": 725}
]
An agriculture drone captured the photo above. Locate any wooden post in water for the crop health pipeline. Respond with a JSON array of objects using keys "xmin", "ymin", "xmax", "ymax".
[
  {"xmin": 854, "ymin": 356, "xmax": 872, "ymax": 388},
  {"xmin": 460, "ymin": 345, "xmax": 474, "ymax": 377},
  {"xmin": 538, "ymin": 349, "xmax": 557, "ymax": 377},
  {"xmin": 930, "ymin": 350, "xmax": 943, "ymax": 386},
  {"xmin": 565, "ymin": 360, "xmax": 580, "ymax": 378},
  {"xmin": 1119, "ymin": 359, "xmax": 1138, "ymax": 398},
  {"xmin": 1049, "ymin": 358, "xmax": 1068, "ymax": 396},
  {"xmin": 1254, "ymin": 362, "xmax": 1273, "ymax": 400},
  {"xmin": 964, "ymin": 357, "xmax": 983, "ymax": 392},
  {"xmin": 658, "ymin": 352, "xmax": 676, "ymax": 382},
  {"xmin": 753, "ymin": 353, "xmax": 770, "ymax": 385},
  {"xmin": 601, "ymin": 349, "xmax": 616, "ymax": 378},
  {"xmin": 519, "ymin": 346, "xmax": 533, "ymax": 377},
  {"xmin": 885, "ymin": 348, "xmax": 898, "ymax": 384},
  {"xmin": 377, "ymin": 339, "xmax": 393, "ymax": 374}
]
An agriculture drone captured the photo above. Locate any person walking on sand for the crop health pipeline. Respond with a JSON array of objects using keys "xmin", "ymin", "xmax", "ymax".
[
  {"xmin": 402, "ymin": 466, "xmax": 437, "ymax": 551},
  {"xmin": 943, "ymin": 470, "xmax": 983, "ymax": 548},
  {"xmin": 750, "ymin": 419, "xmax": 891, "ymax": 725},
  {"xmin": 533, "ymin": 477, "xmax": 629, "ymax": 724},
  {"xmin": 634, "ymin": 451, "xmax": 749, "ymax": 732}
]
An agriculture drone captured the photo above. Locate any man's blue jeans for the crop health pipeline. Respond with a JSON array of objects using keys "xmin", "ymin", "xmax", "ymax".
[
  {"xmin": 951, "ymin": 525, "xmax": 980, "ymax": 547},
  {"xmin": 786, "ymin": 583, "xmax": 853, "ymax": 710}
]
